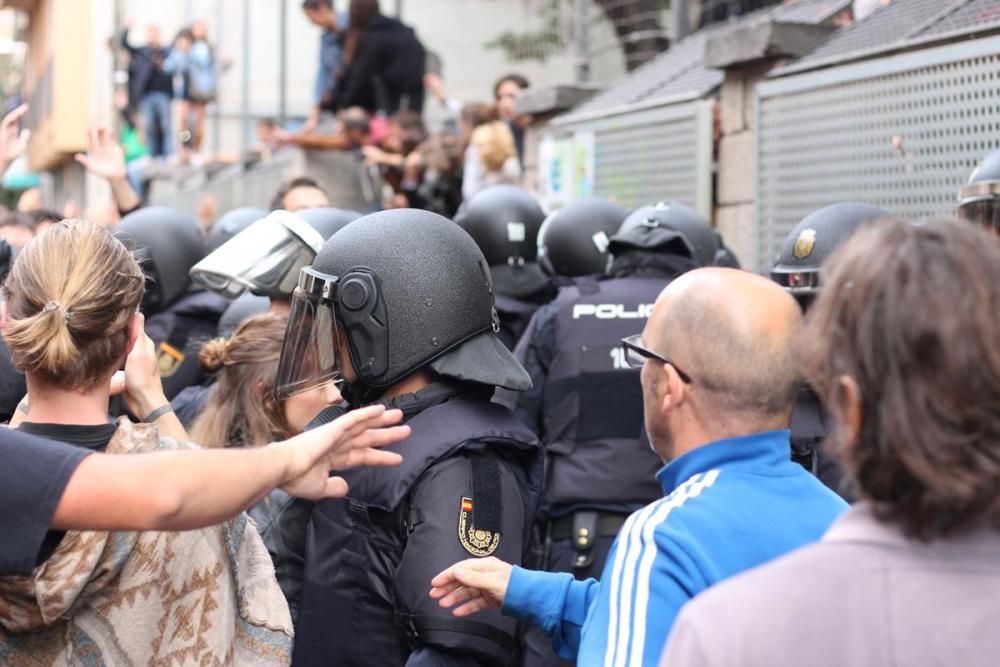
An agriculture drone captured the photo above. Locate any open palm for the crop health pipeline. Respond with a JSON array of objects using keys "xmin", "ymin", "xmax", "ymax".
[{"xmin": 75, "ymin": 126, "xmax": 127, "ymax": 181}]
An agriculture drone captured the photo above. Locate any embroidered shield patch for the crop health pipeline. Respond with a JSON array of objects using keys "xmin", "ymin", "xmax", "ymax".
[
  {"xmin": 157, "ymin": 341, "xmax": 185, "ymax": 377},
  {"xmin": 458, "ymin": 496, "xmax": 500, "ymax": 557}
]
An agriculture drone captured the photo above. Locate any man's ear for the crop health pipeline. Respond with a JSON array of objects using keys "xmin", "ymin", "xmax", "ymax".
[
  {"xmin": 0, "ymin": 301, "xmax": 7, "ymax": 332},
  {"xmin": 659, "ymin": 364, "xmax": 688, "ymax": 417},
  {"xmin": 126, "ymin": 312, "xmax": 143, "ymax": 356}
]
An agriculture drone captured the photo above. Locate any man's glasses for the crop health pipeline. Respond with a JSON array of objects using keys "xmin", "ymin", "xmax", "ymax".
[{"xmin": 621, "ymin": 334, "xmax": 693, "ymax": 384}]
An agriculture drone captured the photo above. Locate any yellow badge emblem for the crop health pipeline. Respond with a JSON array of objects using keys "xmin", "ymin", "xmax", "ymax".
[
  {"xmin": 793, "ymin": 228, "xmax": 817, "ymax": 260},
  {"xmin": 458, "ymin": 496, "xmax": 500, "ymax": 557},
  {"xmin": 157, "ymin": 342, "xmax": 185, "ymax": 378}
]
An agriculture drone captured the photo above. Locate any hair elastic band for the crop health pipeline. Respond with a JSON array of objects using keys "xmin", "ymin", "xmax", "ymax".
[{"xmin": 42, "ymin": 300, "xmax": 69, "ymax": 320}]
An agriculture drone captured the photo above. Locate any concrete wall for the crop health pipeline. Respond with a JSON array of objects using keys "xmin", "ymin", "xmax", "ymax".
[{"xmin": 713, "ymin": 61, "xmax": 776, "ymax": 270}]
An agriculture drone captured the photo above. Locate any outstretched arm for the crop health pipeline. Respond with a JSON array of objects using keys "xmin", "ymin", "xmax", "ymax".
[
  {"xmin": 52, "ymin": 405, "xmax": 409, "ymax": 531},
  {"xmin": 431, "ymin": 557, "xmax": 599, "ymax": 660},
  {"xmin": 75, "ymin": 126, "xmax": 142, "ymax": 215}
]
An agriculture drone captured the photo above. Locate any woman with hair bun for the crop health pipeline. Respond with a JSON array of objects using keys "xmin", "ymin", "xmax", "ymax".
[
  {"xmin": 0, "ymin": 220, "xmax": 295, "ymax": 664},
  {"xmin": 191, "ymin": 313, "xmax": 341, "ymax": 621},
  {"xmin": 191, "ymin": 313, "xmax": 341, "ymax": 448}
]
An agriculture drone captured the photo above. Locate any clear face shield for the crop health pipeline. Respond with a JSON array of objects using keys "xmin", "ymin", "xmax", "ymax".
[
  {"xmin": 190, "ymin": 211, "xmax": 325, "ymax": 299},
  {"xmin": 957, "ymin": 184, "xmax": 1000, "ymax": 234},
  {"xmin": 275, "ymin": 267, "xmax": 342, "ymax": 400}
]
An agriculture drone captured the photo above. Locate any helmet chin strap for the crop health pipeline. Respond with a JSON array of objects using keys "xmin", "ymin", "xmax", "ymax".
[{"xmin": 341, "ymin": 380, "xmax": 384, "ymax": 408}]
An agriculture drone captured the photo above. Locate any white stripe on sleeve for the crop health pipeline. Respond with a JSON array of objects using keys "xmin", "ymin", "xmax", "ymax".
[
  {"xmin": 605, "ymin": 473, "xmax": 705, "ymax": 667},
  {"xmin": 627, "ymin": 469, "xmax": 720, "ymax": 667}
]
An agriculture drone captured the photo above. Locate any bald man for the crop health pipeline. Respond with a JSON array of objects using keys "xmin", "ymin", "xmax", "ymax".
[{"xmin": 429, "ymin": 268, "xmax": 847, "ymax": 667}]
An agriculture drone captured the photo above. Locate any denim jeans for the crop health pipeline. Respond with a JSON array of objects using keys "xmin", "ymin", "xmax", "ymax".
[{"xmin": 139, "ymin": 91, "xmax": 172, "ymax": 157}]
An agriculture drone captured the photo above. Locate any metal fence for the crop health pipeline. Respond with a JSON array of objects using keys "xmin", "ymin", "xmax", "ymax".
[
  {"xmin": 149, "ymin": 156, "xmax": 297, "ymax": 219},
  {"xmin": 754, "ymin": 34, "xmax": 1000, "ymax": 272},
  {"xmin": 542, "ymin": 97, "xmax": 714, "ymax": 214},
  {"xmin": 148, "ymin": 148, "xmax": 375, "ymax": 218}
]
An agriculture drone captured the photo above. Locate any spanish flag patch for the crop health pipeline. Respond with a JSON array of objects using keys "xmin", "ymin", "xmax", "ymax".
[{"xmin": 458, "ymin": 496, "xmax": 500, "ymax": 557}]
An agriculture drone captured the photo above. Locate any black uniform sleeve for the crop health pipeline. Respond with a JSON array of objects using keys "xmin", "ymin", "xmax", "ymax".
[
  {"xmin": 495, "ymin": 305, "xmax": 557, "ymax": 435},
  {"xmin": 395, "ymin": 451, "xmax": 528, "ymax": 667},
  {"xmin": 0, "ymin": 430, "xmax": 92, "ymax": 575}
]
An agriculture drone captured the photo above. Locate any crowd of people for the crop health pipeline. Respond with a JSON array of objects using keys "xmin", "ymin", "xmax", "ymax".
[
  {"xmin": 120, "ymin": 17, "xmax": 219, "ymax": 164},
  {"xmin": 266, "ymin": 0, "xmax": 533, "ymax": 218},
  {"xmin": 0, "ymin": 1, "xmax": 999, "ymax": 666}
]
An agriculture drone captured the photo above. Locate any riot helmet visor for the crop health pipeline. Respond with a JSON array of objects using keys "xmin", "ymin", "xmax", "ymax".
[
  {"xmin": 957, "ymin": 198, "xmax": 1000, "ymax": 233},
  {"xmin": 275, "ymin": 267, "xmax": 341, "ymax": 400},
  {"xmin": 190, "ymin": 211, "xmax": 324, "ymax": 299}
]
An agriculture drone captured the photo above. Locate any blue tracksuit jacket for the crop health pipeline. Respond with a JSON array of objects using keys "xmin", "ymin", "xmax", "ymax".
[{"xmin": 502, "ymin": 430, "xmax": 847, "ymax": 666}]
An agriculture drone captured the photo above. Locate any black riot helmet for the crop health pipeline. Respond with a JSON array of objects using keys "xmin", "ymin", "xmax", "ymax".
[
  {"xmin": 459, "ymin": 186, "xmax": 550, "ymax": 299},
  {"xmin": 537, "ymin": 197, "xmax": 628, "ymax": 277},
  {"xmin": 275, "ymin": 208, "xmax": 531, "ymax": 401},
  {"xmin": 957, "ymin": 149, "xmax": 1000, "ymax": 233},
  {"xmin": 297, "ymin": 207, "xmax": 363, "ymax": 240},
  {"xmin": 460, "ymin": 186, "xmax": 546, "ymax": 267},
  {"xmin": 771, "ymin": 202, "xmax": 889, "ymax": 309},
  {"xmin": 713, "ymin": 231, "xmax": 741, "ymax": 268},
  {"xmin": 116, "ymin": 207, "xmax": 206, "ymax": 315},
  {"xmin": 206, "ymin": 207, "xmax": 267, "ymax": 253},
  {"xmin": 609, "ymin": 201, "xmax": 717, "ymax": 267}
]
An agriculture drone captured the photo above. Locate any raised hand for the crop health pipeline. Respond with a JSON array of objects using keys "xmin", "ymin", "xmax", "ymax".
[
  {"xmin": 275, "ymin": 405, "xmax": 408, "ymax": 499},
  {"xmin": 0, "ymin": 104, "xmax": 30, "ymax": 174},
  {"xmin": 75, "ymin": 126, "xmax": 128, "ymax": 182}
]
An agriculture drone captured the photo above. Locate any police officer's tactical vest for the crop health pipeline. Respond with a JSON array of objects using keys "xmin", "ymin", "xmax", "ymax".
[
  {"xmin": 541, "ymin": 277, "xmax": 666, "ymax": 514},
  {"xmin": 293, "ymin": 394, "xmax": 541, "ymax": 667},
  {"xmin": 145, "ymin": 291, "xmax": 227, "ymax": 400}
]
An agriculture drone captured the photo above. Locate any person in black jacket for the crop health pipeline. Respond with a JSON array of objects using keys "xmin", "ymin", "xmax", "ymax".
[
  {"xmin": 329, "ymin": 0, "xmax": 426, "ymax": 115},
  {"xmin": 121, "ymin": 21, "xmax": 174, "ymax": 157},
  {"xmin": 278, "ymin": 208, "xmax": 542, "ymax": 666}
]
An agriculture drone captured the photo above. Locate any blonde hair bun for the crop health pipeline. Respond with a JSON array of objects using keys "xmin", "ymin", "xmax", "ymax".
[{"xmin": 199, "ymin": 338, "xmax": 230, "ymax": 373}]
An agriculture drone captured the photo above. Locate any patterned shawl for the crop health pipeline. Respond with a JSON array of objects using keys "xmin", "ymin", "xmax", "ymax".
[{"xmin": 0, "ymin": 418, "xmax": 293, "ymax": 666}]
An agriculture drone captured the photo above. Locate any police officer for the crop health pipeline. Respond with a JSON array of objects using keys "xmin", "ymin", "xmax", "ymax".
[
  {"xmin": 459, "ymin": 185, "xmax": 554, "ymax": 349},
  {"xmin": 177, "ymin": 207, "xmax": 361, "ymax": 425},
  {"xmin": 281, "ymin": 209, "xmax": 542, "ymax": 666},
  {"xmin": 957, "ymin": 148, "xmax": 1000, "ymax": 233},
  {"xmin": 537, "ymin": 197, "xmax": 628, "ymax": 278},
  {"xmin": 115, "ymin": 207, "xmax": 223, "ymax": 400},
  {"xmin": 501, "ymin": 200, "xmax": 714, "ymax": 667},
  {"xmin": 771, "ymin": 202, "xmax": 890, "ymax": 498}
]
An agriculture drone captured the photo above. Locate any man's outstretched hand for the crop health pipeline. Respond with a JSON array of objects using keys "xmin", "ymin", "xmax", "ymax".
[
  {"xmin": 75, "ymin": 126, "xmax": 127, "ymax": 181},
  {"xmin": 429, "ymin": 557, "xmax": 514, "ymax": 617},
  {"xmin": 275, "ymin": 404, "xmax": 409, "ymax": 500}
]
